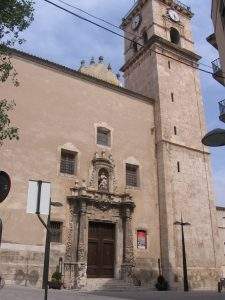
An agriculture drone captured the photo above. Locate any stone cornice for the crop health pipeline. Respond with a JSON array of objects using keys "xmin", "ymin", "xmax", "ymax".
[
  {"xmin": 120, "ymin": 34, "xmax": 201, "ymax": 72},
  {"xmin": 156, "ymin": 139, "xmax": 210, "ymax": 155},
  {"xmin": 67, "ymin": 189, "xmax": 135, "ymax": 211}
]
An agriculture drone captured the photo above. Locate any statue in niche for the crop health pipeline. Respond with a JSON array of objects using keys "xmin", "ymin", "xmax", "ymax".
[{"xmin": 98, "ymin": 169, "xmax": 109, "ymax": 192}]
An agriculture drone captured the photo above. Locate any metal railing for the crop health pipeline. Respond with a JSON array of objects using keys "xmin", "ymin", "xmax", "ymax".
[
  {"xmin": 123, "ymin": 0, "xmax": 191, "ymax": 20},
  {"xmin": 219, "ymin": 99, "xmax": 225, "ymax": 116},
  {"xmin": 173, "ymin": 0, "xmax": 191, "ymax": 11},
  {"xmin": 212, "ymin": 58, "xmax": 222, "ymax": 74}
]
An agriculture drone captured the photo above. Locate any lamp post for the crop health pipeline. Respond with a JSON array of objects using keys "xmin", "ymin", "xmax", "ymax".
[
  {"xmin": 174, "ymin": 216, "xmax": 191, "ymax": 292},
  {"xmin": 42, "ymin": 200, "xmax": 62, "ymax": 300}
]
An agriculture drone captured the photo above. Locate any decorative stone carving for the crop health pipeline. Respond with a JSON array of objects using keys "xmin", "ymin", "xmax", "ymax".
[
  {"xmin": 66, "ymin": 153, "xmax": 136, "ymax": 289},
  {"xmin": 98, "ymin": 169, "xmax": 109, "ymax": 192},
  {"xmin": 88, "ymin": 151, "xmax": 117, "ymax": 193},
  {"xmin": 65, "ymin": 205, "xmax": 75, "ymax": 261}
]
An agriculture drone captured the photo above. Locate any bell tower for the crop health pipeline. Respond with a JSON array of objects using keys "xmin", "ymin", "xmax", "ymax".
[{"xmin": 121, "ymin": 0, "xmax": 222, "ymax": 290}]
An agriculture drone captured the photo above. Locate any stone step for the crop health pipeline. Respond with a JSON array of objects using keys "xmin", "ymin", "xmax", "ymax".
[{"xmin": 85, "ymin": 278, "xmax": 138, "ymax": 291}]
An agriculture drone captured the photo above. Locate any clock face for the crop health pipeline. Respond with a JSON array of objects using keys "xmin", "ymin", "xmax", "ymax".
[
  {"xmin": 168, "ymin": 10, "xmax": 180, "ymax": 22},
  {"xmin": 131, "ymin": 14, "xmax": 141, "ymax": 30}
]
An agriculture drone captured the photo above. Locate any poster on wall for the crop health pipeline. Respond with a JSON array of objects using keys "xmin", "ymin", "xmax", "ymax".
[{"xmin": 137, "ymin": 230, "xmax": 147, "ymax": 249}]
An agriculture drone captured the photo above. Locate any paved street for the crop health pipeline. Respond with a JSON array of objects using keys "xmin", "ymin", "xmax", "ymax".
[{"xmin": 1, "ymin": 286, "xmax": 225, "ymax": 300}]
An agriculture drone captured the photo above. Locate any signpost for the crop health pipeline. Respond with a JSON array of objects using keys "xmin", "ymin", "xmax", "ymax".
[
  {"xmin": 27, "ymin": 180, "xmax": 62, "ymax": 300},
  {"xmin": 27, "ymin": 180, "xmax": 51, "ymax": 300}
]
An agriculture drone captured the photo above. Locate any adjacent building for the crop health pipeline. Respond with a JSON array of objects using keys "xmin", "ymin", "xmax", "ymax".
[
  {"xmin": 0, "ymin": 0, "xmax": 223, "ymax": 291},
  {"xmin": 207, "ymin": 0, "xmax": 225, "ymax": 87}
]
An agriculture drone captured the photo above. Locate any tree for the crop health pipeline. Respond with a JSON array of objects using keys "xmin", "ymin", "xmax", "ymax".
[{"xmin": 0, "ymin": 0, "xmax": 34, "ymax": 146}]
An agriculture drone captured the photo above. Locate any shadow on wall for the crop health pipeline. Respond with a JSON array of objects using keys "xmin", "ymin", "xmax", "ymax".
[{"xmin": 14, "ymin": 269, "xmax": 39, "ymax": 286}]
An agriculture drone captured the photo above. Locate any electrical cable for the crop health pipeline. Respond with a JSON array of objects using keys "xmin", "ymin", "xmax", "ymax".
[
  {"xmin": 42, "ymin": 0, "xmax": 225, "ymax": 80},
  {"xmin": 55, "ymin": 0, "xmax": 218, "ymax": 73}
]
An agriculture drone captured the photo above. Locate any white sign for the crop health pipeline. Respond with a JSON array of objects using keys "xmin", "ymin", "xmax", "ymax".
[{"xmin": 27, "ymin": 180, "xmax": 51, "ymax": 215}]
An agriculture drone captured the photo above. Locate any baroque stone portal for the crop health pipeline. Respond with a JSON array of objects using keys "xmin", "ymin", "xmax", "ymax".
[{"xmin": 63, "ymin": 152, "xmax": 135, "ymax": 289}]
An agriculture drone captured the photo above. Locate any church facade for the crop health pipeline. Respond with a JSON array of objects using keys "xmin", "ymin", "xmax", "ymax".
[{"xmin": 0, "ymin": 0, "xmax": 223, "ymax": 291}]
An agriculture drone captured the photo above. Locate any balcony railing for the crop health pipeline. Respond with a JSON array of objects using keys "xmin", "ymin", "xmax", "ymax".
[
  {"xmin": 173, "ymin": 0, "xmax": 191, "ymax": 11},
  {"xmin": 123, "ymin": 0, "xmax": 191, "ymax": 20},
  {"xmin": 211, "ymin": 58, "xmax": 225, "ymax": 86},
  {"xmin": 219, "ymin": 99, "xmax": 225, "ymax": 123},
  {"xmin": 212, "ymin": 58, "xmax": 221, "ymax": 74}
]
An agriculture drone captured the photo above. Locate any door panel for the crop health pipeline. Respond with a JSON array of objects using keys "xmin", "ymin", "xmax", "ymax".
[
  {"xmin": 87, "ymin": 239, "xmax": 100, "ymax": 277},
  {"xmin": 87, "ymin": 222, "xmax": 115, "ymax": 278}
]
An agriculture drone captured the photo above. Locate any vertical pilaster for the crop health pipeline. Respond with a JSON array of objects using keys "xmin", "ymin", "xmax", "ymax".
[
  {"xmin": 75, "ymin": 200, "xmax": 87, "ymax": 289},
  {"xmin": 122, "ymin": 205, "xmax": 135, "ymax": 283}
]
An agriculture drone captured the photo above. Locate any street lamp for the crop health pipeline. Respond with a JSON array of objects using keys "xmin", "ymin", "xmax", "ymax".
[
  {"xmin": 174, "ymin": 216, "xmax": 191, "ymax": 292},
  {"xmin": 202, "ymin": 128, "xmax": 225, "ymax": 147}
]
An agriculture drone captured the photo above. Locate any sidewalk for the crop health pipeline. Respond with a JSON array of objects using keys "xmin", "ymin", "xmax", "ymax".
[{"xmin": 1, "ymin": 285, "xmax": 224, "ymax": 300}]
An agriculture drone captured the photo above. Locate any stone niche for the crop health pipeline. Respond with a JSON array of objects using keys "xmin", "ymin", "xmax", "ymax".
[{"xmin": 63, "ymin": 152, "xmax": 135, "ymax": 289}]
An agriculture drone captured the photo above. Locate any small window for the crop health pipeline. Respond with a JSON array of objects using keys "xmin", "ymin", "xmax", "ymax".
[
  {"xmin": 126, "ymin": 163, "xmax": 139, "ymax": 187},
  {"xmin": 60, "ymin": 149, "xmax": 76, "ymax": 175},
  {"xmin": 170, "ymin": 27, "xmax": 180, "ymax": 45},
  {"xmin": 174, "ymin": 126, "xmax": 177, "ymax": 135},
  {"xmin": 137, "ymin": 230, "xmax": 147, "ymax": 249},
  {"xmin": 177, "ymin": 161, "xmax": 180, "ymax": 173},
  {"xmin": 142, "ymin": 31, "xmax": 148, "ymax": 45},
  {"xmin": 50, "ymin": 221, "xmax": 63, "ymax": 243},
  {"xmin": 171, "ymin": 92, "xmax": 174, "ymax": 102},
  {"xmin": 97, "ymin": 127, "xmax": 111, "ymax": 146},
  {"xmin": 220, "ymin": 0, "xmax": 225, "ymax": 29},
  {"xmin": 168, "ymin": 61, "xmax": 171, "ymax": 69}
]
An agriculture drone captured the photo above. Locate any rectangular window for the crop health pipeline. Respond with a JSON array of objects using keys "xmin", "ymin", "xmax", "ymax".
[
  {"xmin": 177, "ymin": 161, "xmax": 180, "ymax": 173},
  {"xmin": 97, "ymin": 127, "xmax": 111, "ymax": 146},
  {"xmin": 171, "ymin": 92, "xmax": 174, "ymax": 102},
  {"xmin": 60, "ymin": 150, "xmax": 76, "ymax": 175},
  {"xmin": 50, "ymin": 221, "xmax": 63, "ymax": 243},
  {"xmin": 137, "ymin": 230, "xmax": 147, "ymax": 249},
  {"xmin": 126, "ymin": 164, "xmax": 139, "ymax": 187}
]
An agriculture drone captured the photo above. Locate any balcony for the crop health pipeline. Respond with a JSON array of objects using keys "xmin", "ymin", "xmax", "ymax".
[
  {"xmin": 219, "ymin": 100, "xmax": 225, "ymax": 123},
  {"xmin": 212, "ymin": 58, "xmax": 225, "ymax": 86},
  {"xmin": 206, "ymin": 33, "xmax": 218, "ymax": 50}
]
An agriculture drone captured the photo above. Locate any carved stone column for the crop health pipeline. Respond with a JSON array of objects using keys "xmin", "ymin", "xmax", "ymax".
[
  {"xmin": 122, "ymin": 205, "xmax": 135, "ymax": 283},
  {"xmin": 75, "ymin": 199, "xmax": 88, "ymax": 289},
  {"xmin": 64, "ymin": 203, "xmax": 76, "ymax": 289}
]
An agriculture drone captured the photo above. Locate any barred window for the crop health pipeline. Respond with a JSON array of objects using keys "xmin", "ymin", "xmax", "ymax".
[
  {"xmin": 50, "ymin": 221, "xmax": 62, "ymax": 243},
  {"xmin": 97, "ymin": 127, "xmax": 111, "ymax": 146},
  {"xmin": 60, "ymin": 150, "xmax": 76, "ymax": 175},
  {"xmin": 126, "ymin": 164, "xmax": 139, "ymax": 187}
]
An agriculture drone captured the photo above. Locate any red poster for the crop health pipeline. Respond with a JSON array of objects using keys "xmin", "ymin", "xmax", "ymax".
[{"xmin": 137, "ymin": 230, "xmax": 147, "ymax": 249}]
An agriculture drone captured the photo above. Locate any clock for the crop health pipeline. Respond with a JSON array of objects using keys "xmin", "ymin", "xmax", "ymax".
[
  {"xmin": 168, "ymin": 9, "xmax": 180, "ymax": 22},
  {"xmin": 131, "ymin": 14, "xmax": 142, "ymax": 30}
]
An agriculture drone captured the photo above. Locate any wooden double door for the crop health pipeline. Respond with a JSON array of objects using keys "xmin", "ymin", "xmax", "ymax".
[{"xmin": 87, "ymin": 222, "xmax": 115, "ymax": 278}]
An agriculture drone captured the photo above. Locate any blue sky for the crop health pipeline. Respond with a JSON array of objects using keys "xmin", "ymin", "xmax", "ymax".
[{"xmin": 19, "ymin": 0, "xmax": 225, "ymax": 205}]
